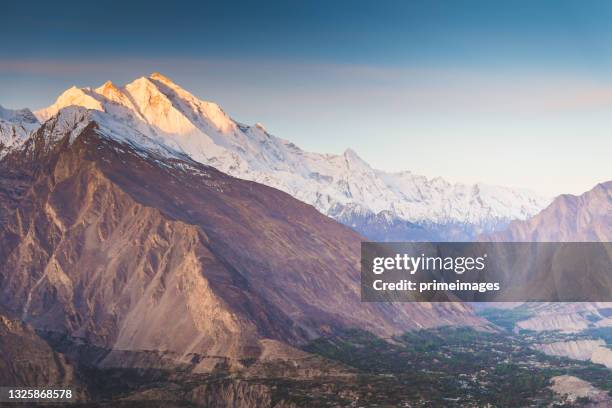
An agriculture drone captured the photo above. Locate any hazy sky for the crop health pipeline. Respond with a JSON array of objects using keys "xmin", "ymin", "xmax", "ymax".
[{"xmin": 1, "ymin": 0, "xmax": 611, "ymax": 196}]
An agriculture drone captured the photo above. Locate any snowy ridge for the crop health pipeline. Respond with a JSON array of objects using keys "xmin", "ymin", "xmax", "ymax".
[
  {"xmin": 28, "ymin": 73, "xmax": 550, "ymax": 237},
  {"xmin": 0, "ymin": 105, "xmax": 39, "ymax": 158},
  {"xmin": 33, "ymin": 106, "xmax": 186, "ymax": 163}
]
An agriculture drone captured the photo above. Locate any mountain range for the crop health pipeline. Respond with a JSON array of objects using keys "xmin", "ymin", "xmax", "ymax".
[
  {"xmin": 1, "ymin": 73, "xmax": 550, "ymax": 241},
  {"xmin": 0, "ymin": 100, "xmax": 480, "ymax": 383},
  {"xmin": 0, "ymin": 73, "xmax": 609, "ymax": 405}
]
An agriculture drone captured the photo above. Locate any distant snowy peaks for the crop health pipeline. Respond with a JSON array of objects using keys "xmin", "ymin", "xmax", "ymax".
[
  {"xmin": 0, "ymin": 105, "xmax": 40, "ymax": 157},
  {"xmin": 0, "ymin": 105, "xmax": 38, "ymax": 124},
  {"xmin": 17, "ymin": 73, "xmax": 552, "ymax": 231}
]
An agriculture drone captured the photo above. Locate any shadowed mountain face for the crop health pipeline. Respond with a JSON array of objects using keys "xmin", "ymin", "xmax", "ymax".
[
  {"xmin": 486, "ymin": 181, "xmax": 611, "ymax": 242},
  {"xmin": 0, "ymin": 312, "xmax": 83, "ymax": 392},
  {"xmin": 480, "ymin": 181, "xmax": 612, "ymax": 335},
  {"xmin": 0, "ymin": 114, "xmax": 480, "ymax": 374},
  {"xmin": 479, "ymin": 182, "xmax": 611, "ymax": 301}
]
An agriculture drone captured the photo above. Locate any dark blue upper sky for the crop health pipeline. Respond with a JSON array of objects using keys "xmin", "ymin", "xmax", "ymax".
[
  {"xmin": 4, "ymin": 0, "xmax": 612, "ymax": 71},
  {"xmin": 1, "ymin": 0, "xmax": 611, "ymax": 195}
]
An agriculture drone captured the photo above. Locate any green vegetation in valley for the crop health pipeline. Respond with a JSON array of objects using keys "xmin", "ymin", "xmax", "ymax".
[
  {"xmin": 38, "ymin": 325, "xmax": 611, "ymax": 407},
  {"xmin": 301, "ymin": 326, "xmax": 611, "ymax": 407},
  {"xmin": 582, "ymin": 327, "xmax": 612, "ymax": 346},
  {"xmin": 476, "ymin": 306, "xmax": 534, "ymax": 331}
]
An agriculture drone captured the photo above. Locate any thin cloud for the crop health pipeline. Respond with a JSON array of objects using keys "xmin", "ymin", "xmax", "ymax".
[{"xmin": 2, "ymin": 57, "xmax": 612, "ymax": 115}]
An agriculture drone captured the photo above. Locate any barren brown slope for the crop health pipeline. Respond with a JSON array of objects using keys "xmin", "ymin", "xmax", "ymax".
[
  {"xmin": 486, "ymin": 181, "xmax": 611, "ymax": 242},
  {"xmin": 0, "ymin": 117, "xmax": 480, "ymax": 371},
  {"xmin": 481, "ymin": 181, "xmax": 612, "ymax": 331},
  {"xmin": 0, "ymin": 312, "xmax": 84, "ymax": 394}
]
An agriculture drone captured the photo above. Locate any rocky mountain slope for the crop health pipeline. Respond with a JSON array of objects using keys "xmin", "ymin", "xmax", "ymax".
[
  {"xmin": 0, "ymin": 311, "xmax": 82, "ymax": 391},
  {"xmin": 487, "ymin": 180, "xmax": 611, "ymax": 242},
  {"xmin": 481, "ymin": 181, "xmax": 612, "ymax": 370},
  {"xmin": 484, "ymin": 182, "xmax": 611, "ymax": 328},
  {"xmin": 23, "ymin": 73, "xmax": 549, "ymax": 240},
  {"xmin": 535, "ymin": 339, "xmax": 612, "ymax": 369},
  {"xmin": 0, "ymin": 107, "xmax": 480, "ymax": 377}
]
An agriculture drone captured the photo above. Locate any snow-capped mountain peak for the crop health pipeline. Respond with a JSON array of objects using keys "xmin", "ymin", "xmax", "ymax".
[
  {"xmin": 35, "ymin": 86, "xmax": 103, "ymax": 122},
  {"xmin": 22, "ymin": 73, "xmax": 551, "ymax": 239},
  {"xmin": 95, "ymin": 80, "xmax": 132, "ymax": 106},
  {"xmin": 343, "ymin": 148, "xmax": 372, "ymax": 170}
]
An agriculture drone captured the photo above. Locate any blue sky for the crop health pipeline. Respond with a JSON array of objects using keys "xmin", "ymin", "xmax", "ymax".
[{"xmin": 1, "ymin": 0, "xmax": 611, "ymax": 195}]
